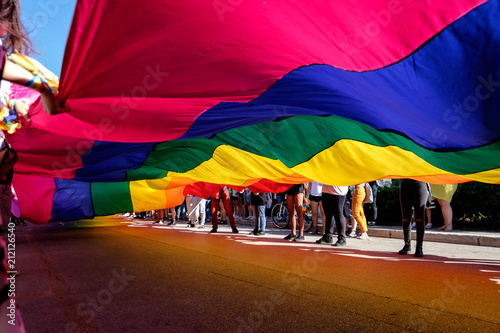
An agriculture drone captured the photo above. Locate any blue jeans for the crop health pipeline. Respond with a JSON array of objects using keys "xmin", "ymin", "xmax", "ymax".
[
  {"xmin": 175, "ymin": 203, "xmax": 187, "ymax": 220},
  {"xmin": 254, "ymin": 205, "xmax": 266, "ymax": 231}
]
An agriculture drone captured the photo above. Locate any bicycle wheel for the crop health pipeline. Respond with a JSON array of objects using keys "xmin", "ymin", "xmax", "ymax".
[{"xmin": 271, "ymin": 204, "xmax": 289, "ymax": 228}]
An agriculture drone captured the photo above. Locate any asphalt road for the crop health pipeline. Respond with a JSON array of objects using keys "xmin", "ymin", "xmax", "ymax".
[{"xmin": 13, "ymin": 217, "xmax": 500, "ymax": 332}]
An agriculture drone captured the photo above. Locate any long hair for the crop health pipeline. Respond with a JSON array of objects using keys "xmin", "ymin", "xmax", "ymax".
[{"xmin": 0, "ymin": 0, "xmax": 32, "ymax": 55}]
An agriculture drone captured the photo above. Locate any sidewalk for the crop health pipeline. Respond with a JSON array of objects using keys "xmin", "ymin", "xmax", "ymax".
[
  {"xmin": 235, "ymin": 217, "xmax": 500, "ymax": 247},
  {"xmin": 364, "ymin": 225, "xmax": 500, "ymax": 247}
]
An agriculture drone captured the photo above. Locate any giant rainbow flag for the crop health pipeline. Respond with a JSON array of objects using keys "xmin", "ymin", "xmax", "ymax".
[{"xmin": 6, "ymin": 0, "xmax": 500, "ymax": 223}]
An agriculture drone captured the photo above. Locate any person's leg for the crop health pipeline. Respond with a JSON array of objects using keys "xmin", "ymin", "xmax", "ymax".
[
  {"xmin": 219, "ymin": 200, "xmax": 226, "ymax": 223},
  {"xmin": 343, "ymin": 196, "xmax": 356, "ymax": 236},
  {"xmin": 259, "ymin": 205, "xmax": 266, "ymax": 232},
  {"xmin": 317, "ymin": 193, "xmax": 334, "ymax": 243},
  {"xmin": 169, "ymin": 207, "xmax": 176, "ymax": 223},
  {"xmin": 183, "ymin": 202, "xmax": 188, "ymax": 220},
  {"xmin": 206, "ymin": 199, "xmax": 211, "ymax": 221},
  {"xmin": 238, "ymin": 198, "xmax": 245, "ymax": 219},
  {"xmin": 185, "ymin": 195, "xmax": 194, "ymax": 225},
  {"xmin": 199, "ymin": 199, "xmax": 207, "ymax": 227},
  {"xmin": 191, "ymin": 197, "xmax": 201, "ymax": 225},
  {"xmin": 251, "ymin": 205, "xmax": 259, "ymax": 234},
  {"xmin": 358, "ymin": 204, "xmax": 368, "ymax": 234},
  {"xmin": 177, "ymin": 202, "xmax": 185, "ymax": 220},
  {"xmin": 413, "ymin": 182, "xmax": 428, "ymax": 257},
  {"xmin": 211, "ymin": 199, "xmax": 219, "ymax": 230},
  {"xmin": 286, "ymin": 194, "xmax": 296, "ymax": 235},
  {"xmin": 437, "ymin": 199, "xmax": 453, "ymax": 231},
  {"xmin": 332, "ymin": 195, "xmax": 347, "ymax": 245},
  {"xmin": 350, "ymin": 218, "xmax": 358, "ymax": 236},
  {"xmin": 370, "ymin": 181, "xmax": 379, "ymax": 223},
  {"xmin": 309, "ymin": 199, "xmax": 319, "ymax": 234},
  {"xmin": 294, "ymin": 192, "xmax": 305, "ymax": 237},
  {"xmin": 414, "ymin": 207, "xmax": 426, "ymax": 257},
  {"xmin": 235, "ymin": 198, "xmax": 241, "ymax": 217},
  {"xmin": 318, "ymin": 201, "xmax": 325, "ymax": 234},
  {"xmin": 175, "ymin": 204, "xmax": 183, "ymax": 221},
  {"xmin": 352, "ymin": 186, "xmax": 368, "ymax": 234},
  {"xmin": 168, "ymin": 207, "xmax": 177, "ymax": 225},
  {"xmin": 425, "ymin": 208, "xmax": 432, "ymax": 228},
  {"xmin": 221, "ymin": 190, "xmax": 237, "ymax": 229},
  {"xmin": 399, "ymin": 181, "xmax": 414, "ymax": 254},
  {"xmin": 311, "ymin": 200, "xmax": 319, "ymax": 227}
]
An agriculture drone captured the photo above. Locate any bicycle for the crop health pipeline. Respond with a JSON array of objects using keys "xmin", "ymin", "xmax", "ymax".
[{"xmin": 271, "ymin": 195, "xmax": 313, "ymax": 231}]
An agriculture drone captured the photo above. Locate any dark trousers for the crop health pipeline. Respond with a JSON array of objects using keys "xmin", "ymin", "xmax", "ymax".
[
  {"xmin": 322, "ymin": 193, "xmax": 346, "ymax": 242},
  {"xmin": 400, "ymin": 180, "xmax": 428, "ymax": 222},
  {"xmin": 368, "ymin": 181, "xmax": 379, "ymax": 222},
  {"xmin": 400, "ymin": 179, "xmax": 429, "ymax": 247}
]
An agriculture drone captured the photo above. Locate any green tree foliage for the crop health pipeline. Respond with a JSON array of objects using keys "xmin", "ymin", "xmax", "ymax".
[
  {"xmin": 374, "ymin": 181, "xmax": 500, "ymax": 230},
  {"xmin": 452, "ymin": 182, "xmax": 500, "ymax": 230},
  {"xmin": 374, "ymin": 180, "xmax": 401, "ymax": 225}
]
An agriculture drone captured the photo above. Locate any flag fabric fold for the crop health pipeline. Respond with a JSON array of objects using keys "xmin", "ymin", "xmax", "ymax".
[{"xmin": 6, "ymin": 0, "xmax": 500, "ymax": 223}]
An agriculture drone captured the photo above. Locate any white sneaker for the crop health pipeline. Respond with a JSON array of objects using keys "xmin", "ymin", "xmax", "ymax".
[
  {"xmin": 349, "ymin": 231, "xmax": 357, "ymax": 238},
  {"xmin": 357, "ymin": 232, "xmax": 369, "ymax": 240}
]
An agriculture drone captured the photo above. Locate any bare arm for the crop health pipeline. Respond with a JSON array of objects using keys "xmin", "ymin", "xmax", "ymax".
[
  {"xmin": 2, "ymin": 57, "xmax": 33, "ymax": 84},
  {"xmin": 2, "ymin": 56, "xmax": 68, "ymax": 115},
  {"xmin": 25, "ymin": 56, "xmax": 59, "ymax": 84}
]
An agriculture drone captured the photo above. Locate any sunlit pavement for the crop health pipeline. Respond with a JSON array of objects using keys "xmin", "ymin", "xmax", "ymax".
[{"xmin": 14, "ymin": 217, "xmax": 500, "ymax": 332}]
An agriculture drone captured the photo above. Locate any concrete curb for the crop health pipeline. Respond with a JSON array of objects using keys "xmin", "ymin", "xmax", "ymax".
[
  {"xmin": 235, "ymin": 218, "xmax": 500, "ymax": 248},
  {"xmin": 367, "ymin": 227, "xmax": 500, "ymax": 247}
]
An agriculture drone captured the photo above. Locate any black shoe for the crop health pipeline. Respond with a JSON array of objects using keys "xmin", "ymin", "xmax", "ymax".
[
  {"xmin": 398, "ymin": 244, "xmax": 411, "ymax": 255},
  {"xmin": 414, "ymin": 247, "xmax": 424, "ymax": 257},
  {"xmin": 284, "ymin": 233, "xmax": 296, "ymax": 240},
  {"xmin": 186, "ymin": 223, "xmax": 195, "ymax": 228},
  {"xmin": 333, "ymin": 240, "xmax": 346, "ymax": 247},
  {"xmin": 256, "ymin": 230, "xmax": 266, "ymax": 235},
  {"xmin": 210, "ymin": 228, "xmax": 217, "ymax": 233},
  {"xmin": 249, "ymin": 229, "xmax": 258, "ymax": 235},
  {"xmin": 293, "ymin": 235, "xmax": 305, "ymax": 242},
  {"xmin": 167, "ymin": 221, "xmax": 176, "ymax": 225},
  {"xmin": 316, "ymin": 237, "xmax": 333, "ymax": 244},
  {"xmin": 232, "ymin": 228, "xmax": 239, "ymax": 233}
]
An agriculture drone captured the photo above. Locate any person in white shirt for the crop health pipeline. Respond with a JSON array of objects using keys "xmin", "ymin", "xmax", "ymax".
[{"xmin": 316, "ymin": 185, "xmax": 348, "ymax": 246}]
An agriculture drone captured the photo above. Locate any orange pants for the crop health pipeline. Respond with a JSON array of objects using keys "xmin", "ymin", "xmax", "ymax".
[{"xmin": 352, "ymin": 186, "xmax": 368, "ymax": 233}]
